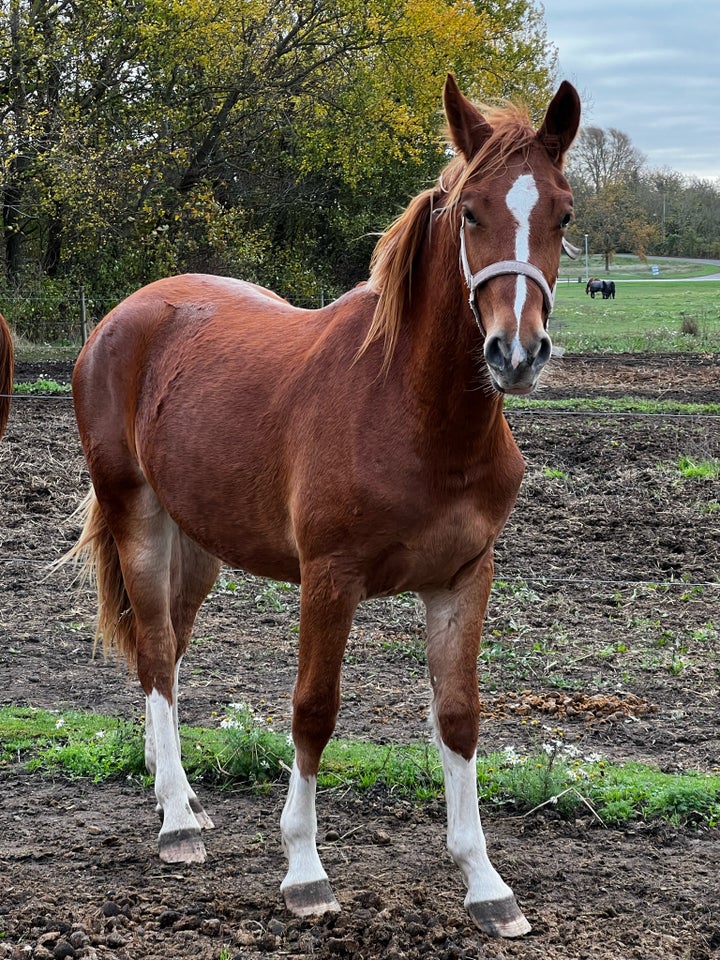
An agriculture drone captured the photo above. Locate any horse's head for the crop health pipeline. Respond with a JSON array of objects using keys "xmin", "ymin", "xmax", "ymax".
[{"xmin": 443, "ymin": 75, "xmax": 581, "ymax": 395}]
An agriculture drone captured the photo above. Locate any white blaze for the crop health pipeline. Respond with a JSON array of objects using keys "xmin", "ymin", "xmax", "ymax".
[{"xmin": 505, "ymin": 173, "xmax": 539, "ymax": 367}]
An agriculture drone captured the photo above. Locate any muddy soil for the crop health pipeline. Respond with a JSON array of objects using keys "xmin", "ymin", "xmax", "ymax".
[{"xmin": 1, "ymin": 352, "xmax": 719, "ymax": 959}]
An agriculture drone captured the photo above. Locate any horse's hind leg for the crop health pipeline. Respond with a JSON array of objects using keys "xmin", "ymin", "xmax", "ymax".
[
  {"xmin": 280, "ymin": 561, "xmax": 360, "ymax": 917},
  {"xmin": 101, "ymin": 482, "xmax": 220, "ymax": 862},
  {"xmin": 421, "ymin": 560, "xmax": 531, "ymax": 939},
  {"xmin": 145, "ymin": 659, "xmax": 215, "ymax": 831}
]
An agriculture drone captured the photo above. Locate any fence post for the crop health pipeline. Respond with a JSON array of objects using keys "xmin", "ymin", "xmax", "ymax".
[{"xmin": 80, "ymin": 285, "xmax": 88, "ymax": 344}]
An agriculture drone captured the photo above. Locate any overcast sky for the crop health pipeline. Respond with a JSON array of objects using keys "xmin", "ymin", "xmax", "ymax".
[{"xmin": 541, "ymin": 0, "xmax": 719, "ymax": 181}]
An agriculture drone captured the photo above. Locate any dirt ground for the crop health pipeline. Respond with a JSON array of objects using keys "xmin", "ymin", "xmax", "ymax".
[{"xmin": 1, "ymin": 352, "xmax": 719, "ymax": 960}]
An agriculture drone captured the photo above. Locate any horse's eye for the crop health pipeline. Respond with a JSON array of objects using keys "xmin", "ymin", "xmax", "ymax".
[
  {"xmin": 463, "ymin": 208, "xmax": 478, "ymax": 227},
  {"xmin": 560, "ymin": 212, "xmax": 573, "ymax": 230}
]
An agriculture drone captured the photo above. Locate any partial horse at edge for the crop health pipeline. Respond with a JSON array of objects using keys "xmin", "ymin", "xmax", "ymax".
[{"xmin": 0, "ymin": 313, "xmax": 13, "ymax": 439}]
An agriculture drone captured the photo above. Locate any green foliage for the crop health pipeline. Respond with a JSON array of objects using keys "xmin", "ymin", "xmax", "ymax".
[
  {"xmin": 2, "ymin": 706, "xmax": 719, "ymax": 827},
  {"xmin": 13, "ymin": 377, "xmax": 71, "ymax": 394},
  {"xmin": 0, "ymin": 0, "xmax": 555, "ymax": 315},
  {"xmin": 676, "ymin": 456, "xmax": 720, "ymax": 480}
]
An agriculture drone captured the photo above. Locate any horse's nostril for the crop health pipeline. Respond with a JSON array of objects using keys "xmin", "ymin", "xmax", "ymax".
[
  {"xmin": 535, "ymin": 335, "xmax": 552, "ymax": 366},
  {"xmin": 484, "ymin": 335, "xmax": 507, "ymax": 371}
]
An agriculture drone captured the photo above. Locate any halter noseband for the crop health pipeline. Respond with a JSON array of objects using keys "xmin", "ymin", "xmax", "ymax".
[{"xmin": 459, "ymin": 217, "xmax": 556, "ymax": 331}]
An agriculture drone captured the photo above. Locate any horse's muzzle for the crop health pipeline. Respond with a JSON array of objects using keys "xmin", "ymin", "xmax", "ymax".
[{"xmin": 483, "ymin": 330, "xmax": 552, "ymax": 394}]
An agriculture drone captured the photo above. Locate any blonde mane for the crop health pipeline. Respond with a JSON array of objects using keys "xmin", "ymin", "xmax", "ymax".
[{"xmin": 362, "ymin": 101, "xmax": 538, "ymax": 370}]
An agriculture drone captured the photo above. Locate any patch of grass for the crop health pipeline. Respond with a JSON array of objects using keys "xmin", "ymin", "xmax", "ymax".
[
  {"xmin": 593, "ymin": 763, "xmax": 720, "ymax": 826},
  {"xmin": 2, "ymin": 706, "xmax": 719, "ymax": 827},
  {"xmin": 0, "ymin": 707, "xmax": 145, "ymax": 781},
  {"xmin": 677, "ymin": 455, "xmax": 720, "ymax": 480},
  {"xmin": 209, "ymin": 701, "xmax": 294, "ymax": 783},
  {"xmin": 505, "ymin": 395, "xmax": 720, "ymax": 417},
  {"xmin": 13, "ymin": 376, "xmax": 72, "ymax": 394}
]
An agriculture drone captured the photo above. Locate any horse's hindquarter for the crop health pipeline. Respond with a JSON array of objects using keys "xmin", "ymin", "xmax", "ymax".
[{"xmin": 72, "ymin": 277, "xmax": 320, "ymax": 579}]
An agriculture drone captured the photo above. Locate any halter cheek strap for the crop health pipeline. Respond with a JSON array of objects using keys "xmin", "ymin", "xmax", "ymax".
[{"xmin": 459, "ymin": 218, "xmax": 556, "ymax": 330}]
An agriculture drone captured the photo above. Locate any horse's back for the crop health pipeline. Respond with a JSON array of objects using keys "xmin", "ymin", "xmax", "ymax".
[{"xmin": 75, "ymin": 274, "xmax": 318, "ymax": 409}]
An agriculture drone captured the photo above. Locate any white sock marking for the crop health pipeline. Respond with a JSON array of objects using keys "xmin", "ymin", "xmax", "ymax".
[
  {"xmin": 280, "ymin": 760, "xmax": 329, "ymax": 890},
  {"xmin": 439, "ymin": 742, "xmax": 514, "ymax": 905}
]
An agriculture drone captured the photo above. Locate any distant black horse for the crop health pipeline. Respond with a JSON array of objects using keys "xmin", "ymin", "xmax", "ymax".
[{"xmin": 585, "ymin": 278, "xmax": 616, "ymax": 299}]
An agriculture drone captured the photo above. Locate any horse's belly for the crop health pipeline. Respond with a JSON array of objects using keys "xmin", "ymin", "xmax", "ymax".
[{"xmin": 139, "ymin": 426, "xmax": 301, "ymax": 580}]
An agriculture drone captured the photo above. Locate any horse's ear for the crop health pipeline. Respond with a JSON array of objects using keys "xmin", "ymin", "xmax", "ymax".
[
  {"xmin": 443, "ymin": 74, "xmax": 492, "ymax": 161},
  {"xmin": 536, "ymin": 80, "xmax": 581, "ymax": 165}
]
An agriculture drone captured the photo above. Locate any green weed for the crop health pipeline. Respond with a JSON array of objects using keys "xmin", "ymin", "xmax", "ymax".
[
  {"xmin": 212, "ymin": 701, "xmax": 293, "ymax": 783},
  {"xmin": 13, "ymin": 377, "xmax": 72, "ymax": 394},
  {"xmin": 253, "ymin": 581, "xmax": 298, "ymax": 612},
  {"xmin": 677, "ymin": 456, "xmax": 720, "ymax": 480},
  {"xmin": 3, "ymin": 706, "xmax": 719, "ymax": 827},
  {"xmin": 543, "ymin": 466, "xmax": 570, "ymax": 482}
]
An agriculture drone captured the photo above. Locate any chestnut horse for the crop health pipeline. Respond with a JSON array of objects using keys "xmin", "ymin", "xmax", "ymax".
[
  {"xmin": 69, "ymin": 75, "xmax": 580, "ymax": 938},
  {"xmin": 0, "ymin": 312, "xmax": 13, "ymax": 438}
]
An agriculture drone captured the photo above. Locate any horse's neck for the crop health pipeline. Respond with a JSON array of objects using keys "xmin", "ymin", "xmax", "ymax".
[{"xmin": 401, "ymin": 257, "xmax": 506, "ymax": 453}]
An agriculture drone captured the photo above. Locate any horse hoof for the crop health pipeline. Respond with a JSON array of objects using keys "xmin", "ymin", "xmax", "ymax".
[
  {"xmin": 190, "ymin": 798, "xmax": 215, "ymax": 830},
  {"xmin": 283, "ymin": 880, "xmax": 341, "ymax": 918},
  {"xmin": 467, "ymin": 896, "xmax": 531, "ymax": 938},
  {"xmin": 159, "ymin": 828, "xmax": 207, "ymax": 864}
]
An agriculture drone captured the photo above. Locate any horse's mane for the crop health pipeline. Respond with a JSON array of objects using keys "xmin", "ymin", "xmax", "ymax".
[{"xmin": 363, "ymin": 101, "xmax": 537, "ymax": 370}]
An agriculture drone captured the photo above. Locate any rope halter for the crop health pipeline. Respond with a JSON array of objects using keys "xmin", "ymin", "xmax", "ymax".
[{"xmin": 459, "ymin": 217, "xmax": 556, "ymax": 332}]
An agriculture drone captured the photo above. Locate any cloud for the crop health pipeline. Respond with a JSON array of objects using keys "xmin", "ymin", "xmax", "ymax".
[{"xmin": 542, "ymin": 0, "xmax": 719, "ymax": 180}]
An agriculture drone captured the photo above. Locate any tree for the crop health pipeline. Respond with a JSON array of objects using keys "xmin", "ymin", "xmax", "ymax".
[
  {"xmin": 566, "ymin": 126, "xmax": 645, "ymax": 197},
  {"xmin": 565, "ymin": 124, "xmax": 658, "ymax": 268},
  {"xmin": 0, "ymin": 0, "xmax": 558, "ymax": 305},
  {"xmin": 580, "ymin": 181, "xmax": 659, "ymax": 271}
]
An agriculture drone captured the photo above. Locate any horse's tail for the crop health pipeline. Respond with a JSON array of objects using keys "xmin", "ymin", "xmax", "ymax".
[
  {"xmin": 61, "ymin": 488, "xmax": 137, "ymax": 668},
  {"xmin": 0, "ymin": 312, "xmax": 14, "ymax": 439}
]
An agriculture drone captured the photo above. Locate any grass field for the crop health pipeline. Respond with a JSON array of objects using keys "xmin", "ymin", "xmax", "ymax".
[{"xmin": 551, "ymin": 257, "xmax": 720, "ymax": 352}]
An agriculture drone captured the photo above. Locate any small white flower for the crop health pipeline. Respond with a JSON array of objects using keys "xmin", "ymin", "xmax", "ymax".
[
  {"xmin": 95, "ymin": 730, "xmax": 106, "ymax": 740},
  {"xmin": 55, "ymin": 718, "xmax": 65, "ymax": 729},
  {"xmin": 502, "ymin": 746, "xmax": 525, "ymax": 766},
  {"xmin": 220, "ymin": 717, "xmax": 241, "ymax": 729}
]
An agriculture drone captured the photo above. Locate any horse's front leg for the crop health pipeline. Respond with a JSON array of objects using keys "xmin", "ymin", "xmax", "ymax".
[
  {"xmin": 280, "ymin": 563, "xmax": 360, "ymax": 917},
  {"xmin": 422, "ymin": 560, "xmax": 531, "ymax": 939}
]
